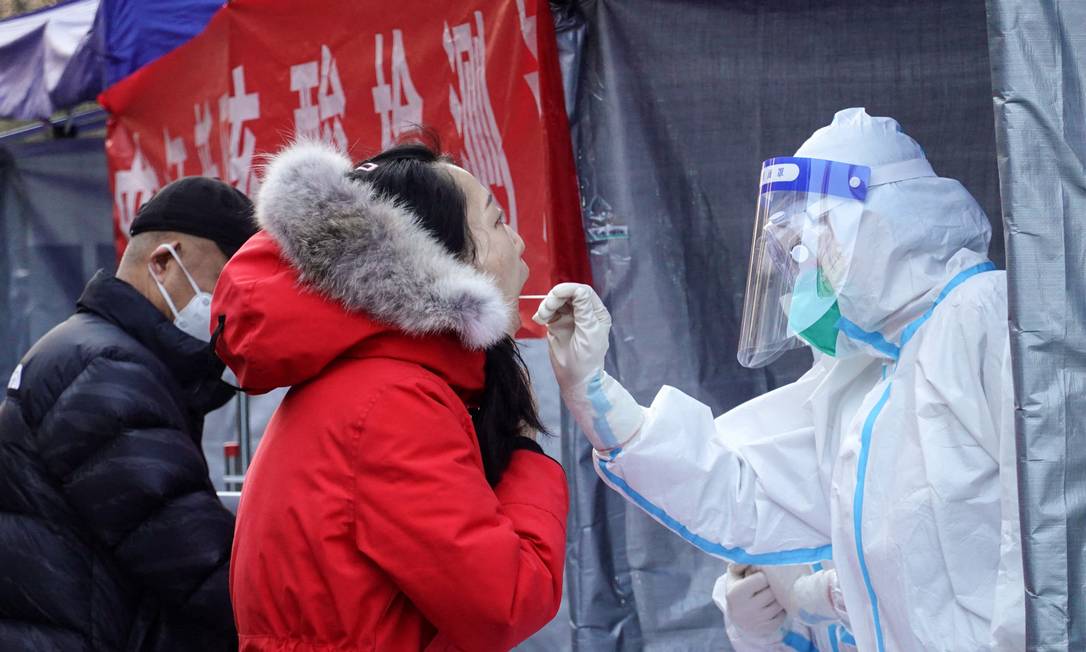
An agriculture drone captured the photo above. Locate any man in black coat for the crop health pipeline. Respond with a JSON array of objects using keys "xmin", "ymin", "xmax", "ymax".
[{"xmin": 0, "ymin": 177, "xmax": 257, "ymax": 651}]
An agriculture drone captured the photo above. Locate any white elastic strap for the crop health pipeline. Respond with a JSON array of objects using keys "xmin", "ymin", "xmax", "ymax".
[
  {"xmin": 148, "ymin": 266, "xmax": 181, "ymax": 319},
  {"xmin": 160, "ymin": 243, "xmax": 203, "ymax": 296},
  {"xmin": 147, "ymin": 243, "xmax": 201, "ymax": 319},
  {"xmin": 867, "ymin": 157, "xmax": 936, "ymax": 187}
]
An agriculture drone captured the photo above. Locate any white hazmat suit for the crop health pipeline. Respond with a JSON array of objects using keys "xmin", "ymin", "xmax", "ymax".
[{"xmin": 535, "ymin": 108, "xmax": 1024, "ymax": 652}]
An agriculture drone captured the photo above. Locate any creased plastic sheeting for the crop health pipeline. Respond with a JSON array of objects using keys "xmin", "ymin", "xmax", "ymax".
[
  {"xmin": 986, "ymin": 2, "xmax": 1086, "ymax": 650},
  {"xmin": 0, "ymin": 0, "xmax": 100, "ymax": 119},
  {"xmin": 0, "ymin": 0, "xmax": 223, "ymax": 119},
  {"xmin": 0, "ymin": 117, "xmax": 114, "ymax": 380},
  {"xmin": 555, "ymin": 4, "xmax": 650, "ymax": 650},
  {"xmin": 560, "ymin": 0, "xmax": 1002, "ymax": 649},
  {"xmin": 96, "ymin": 0, "xmax": 223, "ymax": 87}
]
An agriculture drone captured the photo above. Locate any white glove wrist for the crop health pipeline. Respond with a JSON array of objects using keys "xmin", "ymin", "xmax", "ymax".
[
  {"xmin": 533, "ymin": 284, "xmax": 644, "ymax": 450},
  {"xmin": 561, "ymin": 370, "xmax": 644, "ymax": 451},
  {"xmin": 713, "ymin": 566, "xmax": 786, "ymax": 646},
  {"xmin": 764, "ymin": 567, "xmax": 848, "ymax": 629}
]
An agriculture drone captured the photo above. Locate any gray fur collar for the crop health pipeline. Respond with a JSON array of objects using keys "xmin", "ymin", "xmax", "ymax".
[{"xmin": 256, "ymin": 140, "xmax": 510, "ymax": 350}]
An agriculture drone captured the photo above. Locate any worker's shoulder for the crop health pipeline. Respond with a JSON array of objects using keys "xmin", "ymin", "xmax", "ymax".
[
  {"xmin": 933, "ymin": 267, "xmax": 1007, "ymax": 320},
  {"xmin": 915, "ymin": 268, "xmax": 1008, "ymax": 352}
]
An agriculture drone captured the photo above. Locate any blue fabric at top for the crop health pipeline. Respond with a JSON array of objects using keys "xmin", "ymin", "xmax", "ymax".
[
  {"xmin": 98, "ymin": 0, "xmax": 223, "ymax": 87},
  {"xmin": 0, "ymin": 0, "xmax": 221, "ymax": 119},
  {"xmin": 759, "ymin": 156, "xmax": 870, "ymax": 202}
]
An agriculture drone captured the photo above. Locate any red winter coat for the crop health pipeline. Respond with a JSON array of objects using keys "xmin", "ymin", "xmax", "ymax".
[{"xmin": 213, "ymin": 142, "xmax": 568, "ymax": 652}]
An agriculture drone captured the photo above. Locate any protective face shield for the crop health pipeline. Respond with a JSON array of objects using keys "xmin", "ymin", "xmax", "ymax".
[
  {"xmin": 148, "ymin": 243, "xmax": 214, "ymax": 342},
  {"xmin": 737, "ymin": 157, "xmax": 870, "ymax": 368}
]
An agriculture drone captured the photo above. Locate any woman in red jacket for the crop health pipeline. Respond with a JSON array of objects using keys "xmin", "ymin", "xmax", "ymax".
[{"xmin": 212, "ymin": 138, "xmax": 569, "ymax": 651}]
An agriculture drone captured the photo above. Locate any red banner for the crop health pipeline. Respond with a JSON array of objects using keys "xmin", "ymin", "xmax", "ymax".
[{"xmin": 99, "ymin": 0, "xmax": 589, "ymax": 337}]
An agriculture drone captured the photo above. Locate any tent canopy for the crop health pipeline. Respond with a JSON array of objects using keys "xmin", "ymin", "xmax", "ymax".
[{"xmin": 0, "ymin": 0, "xmax": 222, "ymax": 120}]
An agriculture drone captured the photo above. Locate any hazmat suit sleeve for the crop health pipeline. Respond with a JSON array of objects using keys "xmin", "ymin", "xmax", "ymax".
[
  {"xmin": 910, "ymin": 282, "xmax": 1024, "ymax": 650},
  {"xmin": 594, "ymin": 360, "xmax": 835, "ymax": 565}
]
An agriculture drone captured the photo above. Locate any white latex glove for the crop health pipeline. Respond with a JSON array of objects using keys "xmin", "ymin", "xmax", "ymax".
[
  {"xmin": 533, "ymin": 283, "xmax": 644, "ymax": 450},
  {"xmin": 762, "ymin": 566, "xmax": 850, "ymax": 629},
  {"xmin": 712, "ymin": 565, "xmax": 786, "ymax": 646}
]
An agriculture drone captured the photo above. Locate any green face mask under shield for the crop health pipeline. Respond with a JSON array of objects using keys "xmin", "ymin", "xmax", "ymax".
[{"xmin": 788, "ymin": 267, "xmax": 841, "ymax": 356}]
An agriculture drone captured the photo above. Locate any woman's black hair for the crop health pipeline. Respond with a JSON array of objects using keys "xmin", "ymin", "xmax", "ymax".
[{"xmin": 349, "ymin": 135, "xmax": 546, "ymax": 486}]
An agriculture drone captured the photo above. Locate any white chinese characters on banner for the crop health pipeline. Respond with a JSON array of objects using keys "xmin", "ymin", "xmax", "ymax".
[
  {"xmin": 290, "ymin": 59, "xmax": 320, "ymax": 140},
  {"xmin": 290, "ymin": 45, "xmax": 348, "ymax": 150},
  {"xmin": 114, "ymin": 136, "xmax": 160, "ymax": 237},
  {"xmin": 372, "ymin": 30, "xmax": 424, "ymax": 151},
  {"xmin": 193, "ymin": 101, "xmax": 220, "ymax": 178},
  {"xmin": 443, "ymin": 12, "xmax": 519, "ymax": 230},
  {"xmin": 163, "ymin": 128, "xmax": 187, "ymax": 181},
  {"xmin": 515, "ymin": 0, "xmax": 541, "ymax": 115},
  {"xmin": 218, "ymin": 66, "xmax": 261, "ymax": 196}
]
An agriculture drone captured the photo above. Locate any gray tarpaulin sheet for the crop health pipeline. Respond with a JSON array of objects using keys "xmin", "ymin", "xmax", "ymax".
[
  {"xmin": 1, "ymin": 116, "xmax": 114, "ymax": 378},
  {"xmin": 560, "ymin": 0, "xmax": 1003, "ymax": 649},
  {"xmin": 986, "ymin": 1, "xmax": 1086, "ymax": 650}
]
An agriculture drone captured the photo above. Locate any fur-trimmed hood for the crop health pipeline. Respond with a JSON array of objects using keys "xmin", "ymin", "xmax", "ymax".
[
  {"xmin": 256, "ymin": 140, "xmax": 510, "ymax": 350},
  {"xmin": 210, "ymin": 141, "xmax": 510, "ymax": 393}
]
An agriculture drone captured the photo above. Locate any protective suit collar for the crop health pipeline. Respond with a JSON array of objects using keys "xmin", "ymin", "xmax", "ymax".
[
  {"xmin": 794, "ymin": 108, "xmax": 993, "ymax": 357},
  {"xmin": 835, "ymin": 257, "xmax": 996, "ymax": 361}
]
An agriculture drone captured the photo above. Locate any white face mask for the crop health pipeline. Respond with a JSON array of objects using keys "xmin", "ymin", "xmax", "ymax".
[{"xmin": 148, "ymin": 243, "xmax": 214, "ymax": 342}]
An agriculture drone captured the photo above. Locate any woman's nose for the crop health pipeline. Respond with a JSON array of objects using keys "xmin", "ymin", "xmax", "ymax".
[{"xmin": 510, "ymin": 225, "xmax": 525, "ymax": 253}]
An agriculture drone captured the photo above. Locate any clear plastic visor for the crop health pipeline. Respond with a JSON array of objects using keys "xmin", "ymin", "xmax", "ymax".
[{"xmin": 737, "ymin": 157, "xmax": 870, "ymax": 368}]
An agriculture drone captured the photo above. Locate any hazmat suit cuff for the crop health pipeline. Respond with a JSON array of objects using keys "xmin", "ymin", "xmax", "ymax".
[
  {"xmin": 725, "ymin": 621, "xmax": 786, "ymax": 652},
  {"xmin": 561, "ymin": 370, "xmax": 645, "ymax": 451},
  {"xmin": 793, "ymin": 569, "xmax": 850, "ymax": 630}
]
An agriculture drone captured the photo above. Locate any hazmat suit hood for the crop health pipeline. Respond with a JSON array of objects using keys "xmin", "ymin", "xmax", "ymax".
[{"xmin": 794, "ymin": 108, "xmax": 992, "ymax": 349}]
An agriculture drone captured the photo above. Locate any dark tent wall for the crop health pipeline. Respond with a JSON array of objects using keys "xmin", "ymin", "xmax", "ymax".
[
  {"xmin": 988, "ymin": 1, "xmax": 1086, "ymax": 649},
  {"xmin": 0, "ymin": 113, "xmax": 114, "ymax": 380},
  {"xmin": 559, "ymin": 0, "xmax": 1003, "ymax": 649}
]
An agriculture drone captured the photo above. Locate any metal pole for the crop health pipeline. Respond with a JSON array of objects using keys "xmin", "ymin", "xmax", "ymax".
[
  {"xmin": 223, "ymin": 392, "xmax": 253, "ymax": 491},
  {"xmin": 223, "ymin": 441, "xmax": 242, "ymax": 491},
  {"xmin": 238, "ymin": 391, "xmax": 252, "ymax": 471}
]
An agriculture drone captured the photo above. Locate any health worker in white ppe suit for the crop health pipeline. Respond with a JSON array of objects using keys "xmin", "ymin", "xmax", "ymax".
[{"xmin": 533, "ymin": 108, "xmax": 1024, "ymax": 652}]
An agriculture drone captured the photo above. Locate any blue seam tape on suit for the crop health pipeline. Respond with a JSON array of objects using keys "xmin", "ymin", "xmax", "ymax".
[
  {"xmin": 852, "ymin": 384, "xmax": 891, "ymax": 652},
  {"xmin": 586, "ymin": 371, "xmax": 620, "ymax": 448},
  {"xmin": 596, "ymin": 459, "xmax": 833, "ymax": 565},
  {"xmin": 783, "ymin": 630, "xmax": 819, "ymax": 652},
  {"xmin": 838, "ymin": 317, "xmax": 901, "ymax": 359},
  {"xmin": 845, "ymin": 261, "xmax": 996, "ymax": 652}
]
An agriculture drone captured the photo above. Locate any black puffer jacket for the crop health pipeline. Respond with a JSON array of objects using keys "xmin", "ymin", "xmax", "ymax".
[{"xmin": 0, "ymin": 271, "xmax": 238, "ymax": 651}]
